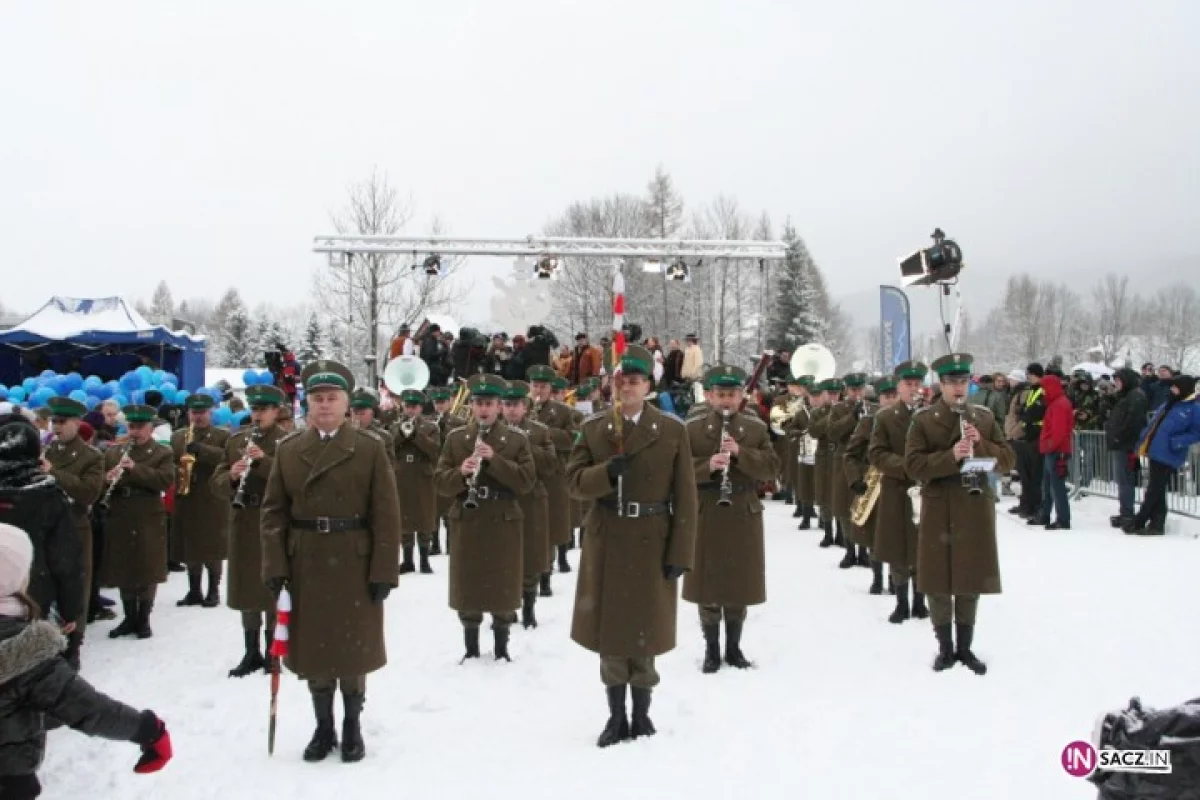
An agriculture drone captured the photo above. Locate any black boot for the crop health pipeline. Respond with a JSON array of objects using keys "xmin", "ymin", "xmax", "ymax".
[
  {"xmin": 443, "ymin": 522, "xmax": 450, "ymax": 556},
  {"xmin": 176, "ymin": 567, "xmax": 203, "ymax": 607},
  {"xmin": 539, "ymin": 572, "xmax": 553, "ymax": 597},
  {"xmin": 856, "ymin": 546, "xmax": 871, "ymax": 568},
  {"xmin": 108, "ymin": 592, "xmax": 138, "ymax": 638},
  {"xmin": 932, "ymin": 624, "xmax": 957, "ymax": 672},
  {"xmin": 340, "ymin": 692, "xmax": 366, "ymax": 762},
  {"xmin": 701, "ymin": 623, "xmax": 721, "ymax": 673},
  {"xmin": 557, "ymin": 544, "xmax": 572, "ymax": 573},
  {"xmin": 955, "ymin": 623, "xmax": 987, "ymax": 675},
  {"xmin": 838, "ymin": 543, "xmax": 856, "ymax": 569},
  {"xmin": 460, "ymin": 627, "xmax": 481, "ymax": 663},
  {"xmin": 869, "ymin": 561, "xmax": 884, "ymax": 595},
  {"xmin": 888, "ymin": 584, "xmax": 911, "ymax": 624},
  {"xmin": 568, "ymin": 529, "xmax": 577, "ymax": 550},
  {"xmin": 833, "ymin": 520, "xmax": 845, "ymax": 547},
  {"xmin": 399, "ymin": 544, "xmax": 416, "ymax": 574},
  {"xmin": 229, "ymin": 630, "xmax": 265, "ymax": 677},
  {"xmin": 429, "ymin": 531, "xmax": 442, "ymax": 556},
  {"xmin": 818, "ymin": 519, "xmax": 833, "ymax": 547},
  {"xmin": 202, "ymin": 566, "xmax": 221, "ymax": 608},
  {"xmin": 135, "ymin": 594, "xmax": 153, "ymax": 639},
  {"xmin": 630, "ymin": 687, "xmax": 656, "ymax": 738},
  {"xmin": 167, "ymin": 560, "xmax": 186, "ymax": 573},
  {"xmin": 596, "ymin": 685, "xmax": 629, "ymax": 748},
  {"xmin": 798, "ymin": 512, "xmax": 812, "ymax": 530},
  {"xmin": 494, "ymin": 627, "xmax": 511, "ymax": 662},
  {"xmin": 521, "ymin": 591, "xmax": 538, "ymax": 629},
  {"xmin": 419, "ymin": 544, "xmax": 433, "ymax": 574},
  {"xmin": 302, "ymin": 689, "xmax": 338, "ymax": 762},
  {"xmin": 911, "ymin": 590, "xmax": 929, "ymax": 619},
  {"xmin": 64, "ymin": 630, "xmax": 83, "ymax": 671},
  {"xmin": 792, "ymin": 503, "xmax": 803, "ymax": 518},
  {"xmin": 724, "ymin": 619, "xmax": 752, "ymax": 669}
]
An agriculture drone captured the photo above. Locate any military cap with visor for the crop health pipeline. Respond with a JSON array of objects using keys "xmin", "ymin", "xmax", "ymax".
[
  {"xmin": 526, "ymin": 364, "xmax": 556, "ymax": 383},
  {"xmin": 245, "ymin": 385, "xmax": 285, "ymax": 407},
  {"xmin": 349, "ymin": 388, "xmax": 380, "ymax": 410},
  {"xmin": 46, "ymin": 396, "xmax": 86, "ymax": 419},
  {"xmin": 428, "ymin": 386, "xmax": 455, "ymax": 402},
  {"xmin": 186, "ymin": 393, "xmax": 216, "ymax": 411},
  {"xmin": 617, "ymin": 344, "xmax": 654, "ymax": 377},
  {"xmin": 122, "ymin": 404, "xmax": 157, "ymax": 424},
  {"xmin": 703, "ymin": 364, "xmax": 747, "ymax": 390},
  {"xmin": 894, "ymin": 360, "xmax": 930, "ymax": 381},
  {"xmin": 843, "ymin": 372, "xmax": 868, "ymax": 389},
  {"xmin": 550, "ymin": 376, "xmax": 569, "ymax": 392},
  {"xmin": 468, "ymin": 373, "xmax": 508, "ymax": 397},
  {"xmin": 300, "ymin": 359, "xmax": 356, "ymax": 393},
  {"xmin": 504, "ymin": 380, "xmax": 531, "ymax": 401},
  {"xmin": 400, "ymin": 389, "xmax": 426, "ymax": 406},
  {"xmin": 932, "ymin": 353, "xmax": 974, "ymax": 378},
  {"xmin": 874, "ymin": 377, "xmax": 899, "ymax": 395}
]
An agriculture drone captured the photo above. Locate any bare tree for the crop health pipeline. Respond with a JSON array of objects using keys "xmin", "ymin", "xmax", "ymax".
[
  {"xmin": 1090, "ymin": 274, "xmax": 1137, "ymax": 363},
  {"xmin": 1150, "ymin": 284, "xmax": 1200, "ymax": 371},
  {"xmin": 315, "ymin": 170, "xmax": 463, "ymax": 381}
]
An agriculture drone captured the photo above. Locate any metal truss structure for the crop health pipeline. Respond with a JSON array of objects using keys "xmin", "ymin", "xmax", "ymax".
[{"xmin": 313, "ymin": 234, "xmax": 789, "ymax": 262}]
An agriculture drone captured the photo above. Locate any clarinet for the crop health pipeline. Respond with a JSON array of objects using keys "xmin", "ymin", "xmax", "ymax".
[
  {"xmin": 462, "ymin": 423, "xmax": 491, "ymax": 510},
  {"xmin": 231, "ymin": 425, "xmax": 260, "ymax": 510},
  {"xmin": 97, "ymin": 442, "xmax": 133, "ymax": 511},
  {"xmin": 716, "ymin": 410, "xmax": 734, "ymax": 507}
]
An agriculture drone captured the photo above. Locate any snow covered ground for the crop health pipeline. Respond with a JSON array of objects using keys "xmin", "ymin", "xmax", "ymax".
[{"xmin": 42, "ymin": 496, "xmax": 1200, "ymax": 799}]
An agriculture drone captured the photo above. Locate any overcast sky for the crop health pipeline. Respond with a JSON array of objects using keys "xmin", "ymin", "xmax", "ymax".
[{"xmin": 2, "ymin": 1, "xmax": 1196, "ymax": 327}]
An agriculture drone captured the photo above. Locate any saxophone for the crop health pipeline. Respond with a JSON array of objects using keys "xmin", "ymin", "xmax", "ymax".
[
  {"xmin": 849, "ymin": 402, "xmax": 882, "ymax": 527},
  {"xmin": 176, "ymin": 423, "xmax": 196, "ymax": 496}
]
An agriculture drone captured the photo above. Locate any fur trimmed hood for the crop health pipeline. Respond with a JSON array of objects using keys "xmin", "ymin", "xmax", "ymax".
[{"xmin": 0, "ymin": 620, "xmax": 66, "ymax": 686}]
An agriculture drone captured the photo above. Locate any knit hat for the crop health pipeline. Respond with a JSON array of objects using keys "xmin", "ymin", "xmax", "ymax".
[
  {"xmin": 0, "ymin": 524, "xmax": 33, "ymax": 598},
  {"xmin": 1026, "ymin": 363, "xmax": 1045, "ymax": 378}
]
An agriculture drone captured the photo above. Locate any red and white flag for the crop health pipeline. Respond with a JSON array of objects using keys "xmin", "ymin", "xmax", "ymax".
[{"xmin": 611, "ymin": 270, "xmax": 626, "ymax": 373}]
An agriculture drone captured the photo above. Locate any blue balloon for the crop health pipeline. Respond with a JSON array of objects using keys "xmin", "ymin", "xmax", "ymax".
[
  {"xmin": 68, "ymin": 389, "xmax": 88, "ymax": 403},
  {"xmin": 84, "ymin": 396, "xmax": 99, "ymax": 410},
  {"xmin": 160, "ymin": 382, "xmax": 177, "ymax": 396},
  {"xmin": 112, "ymin": 394, "xmax": 128, "ymax": 408},
  {"xmin": 130, "ymin": 389, "xmax": 145, "ymax": 405},
  {"xmin": 21, "ymin": 378, "xmax": 37, "ymax": 393},
  {"xmin": 257, "ymin": 370, "xmax": 273, "ymax": 386},
  {"xmin": 242, "ymin": 369, "xmax": 259, "ymax": 387},
  {"xmin": 0, "ymin": 388, "xmax": 7, "ymax": 401},
  {"xmin": 9, "ymin": 387, "xmax": 27, "ymax": 402},
  {"xmin": 39, "ymin": 369, "xmax": 56, "ymax": 379},
  {"xmin": 119, "ymin": 373, "xmax": 141, "ymax": 393},
  {"xmin": 135, "ymin": 365, "xmax": 153, "ymax": 380},
  {"xmin": 174, "ymin": 390, "xmax": 191, "ymax": 404},
  {"xmin": 63, "ymin": 373, "xmax": 83, "ymax": 391},
  {"xmin": 212, "ymin": 407, "xmax": 232, "ymax": 427},
  {"xmin": 84, "ymin": 375, "xmax": 102, "ymax": 388}
]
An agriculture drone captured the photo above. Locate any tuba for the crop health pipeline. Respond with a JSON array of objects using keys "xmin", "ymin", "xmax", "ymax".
[
  {"xmin": 177, "ymin": 423, "xmax": 196, "ymax": 496},
  {"xmin": 383, "ymin": 354, "xmax": 430, "ymax": 396},
  {"xmin": 790, "ymin": 342, "xmax": 837, "ymax": 383}
]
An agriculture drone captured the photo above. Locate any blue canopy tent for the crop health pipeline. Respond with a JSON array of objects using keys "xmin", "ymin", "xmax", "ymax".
[{"xmin": 0, "ymin": 297, "xmax": 206, "ymax": 390}]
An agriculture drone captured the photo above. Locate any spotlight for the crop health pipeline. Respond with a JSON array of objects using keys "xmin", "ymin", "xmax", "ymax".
[
  {"xmin": 666, "ymin": 258, "xmax": 690, "ymax": 282},
  {"xmin": 899, "ymin": 229, "xmax": 964, "ymax": 287},
  {"xmin": 416, "ymin": 254, "xmax": 441, "ymax": 276},
  {"xmin": 534, "ymin": 256, "xmax": 558, "ymax": 279}
]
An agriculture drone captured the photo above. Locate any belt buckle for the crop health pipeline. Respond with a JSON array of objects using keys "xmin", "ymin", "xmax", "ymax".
[
  {"xmin": 625, "ymin": 501, "xmax": 641, "ymax": 518},
  {"xmin": 316, "ymin": 517, "xmax": 331, "ymax": 533},
  {"xmin": 405, "ymin": 455, "xmax": 414, "ymax": 463},
  {"xmin": 477, "ymin": 486, "xmax": 491, "ymax": 500}
]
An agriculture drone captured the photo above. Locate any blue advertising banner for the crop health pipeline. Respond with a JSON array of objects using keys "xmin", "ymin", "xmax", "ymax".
[{"xmin": 879, "ymin": 286, "xmax": 911, "ymax": 375}]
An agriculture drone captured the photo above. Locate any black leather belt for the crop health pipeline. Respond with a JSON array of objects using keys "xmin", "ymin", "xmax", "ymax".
[
  {"xmin": 595, "ymin": 499, "xmax": 671, "ymax": 517},
  {"xmin": 292, "ymin": 516, "xmax": 366, "ymax": 533},
  {"xmin": 697, "ymin": 482, "xmax": 754, "ymax": 495},
  {"xmin": 464, "ymin": 486, "xmax": 515, "ymax": 502}
]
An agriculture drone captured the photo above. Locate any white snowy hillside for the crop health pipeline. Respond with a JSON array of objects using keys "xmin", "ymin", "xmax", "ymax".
[{"xmin": 42, "ymin": 498, "xmax": 1200, "ymax": 800}]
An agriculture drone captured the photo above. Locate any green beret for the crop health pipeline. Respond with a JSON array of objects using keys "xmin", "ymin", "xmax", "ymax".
[
  {"xmin": 350, "ymin": 388, "xmax": 379, "ymax": 410},
  {"xmin": 468, "ymin": 373, "xmax": 507, "ymax": 397},
  {"xmin": 46, "ymin": 396, "xmax": 86, "ymax": 418},
  {"xmin": 894, "ymin": 360, "xmax": 929, "ymax": 381},
  {"xmin": 504, "ymin": 380, "xmax": 531, "ymax": 400},
  {"xmin": 400, "ymin": 389, "xmax": 425, "ymax": 405},
  {"xmin": 875, "ymin": 377, "xmax": 898, "ymax": 395},
  {"xmin": 186, "ymin": 394, "xmax": 215, "ymax": 410},
  {"xmin": 932, "ymin": 353, "xmax": 974, "ymax": 378},
  {"xmin": 527, "ymin": 364, "xmax": 556, "ymax": 383},
  {"xmin": 245, "ymin": 385, "xmax": 285, "ymax": 407},
  {"xmin": 122, "ymin": 404, "xmax": 156, "ymax": 423},
  {"xmin": 301, "ymin": 359, "xmax": 355, "ymax": 393},
  {"xmin": 619, "ymin": 344, "xmax": 654, "ymax": 377},
  {"xmin": 551, "ymin": 377, "xmax": 569, "ymax": 392},
  {"xmin": 843, "ymin": 372, "xmax": 868, "ymax": 389},
  {"xmin": 703, "ymin": 364, "xmax": 746, "ymax": 389}
]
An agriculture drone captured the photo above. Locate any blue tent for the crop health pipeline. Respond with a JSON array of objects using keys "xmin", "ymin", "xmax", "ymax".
[{"xmin": 0, "ymin": 296, "xmax": 206, "ymax": 390}]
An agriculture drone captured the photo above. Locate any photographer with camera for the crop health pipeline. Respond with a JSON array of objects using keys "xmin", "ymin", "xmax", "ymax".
[{"xmin": 904, "ymin": 353, "xmax": 1014, "ymax": 676}]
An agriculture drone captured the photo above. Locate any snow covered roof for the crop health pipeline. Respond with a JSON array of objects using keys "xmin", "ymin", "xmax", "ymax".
[{"xmin": 0, "ymin": 296, "xmax": 204, "ymax": 346}]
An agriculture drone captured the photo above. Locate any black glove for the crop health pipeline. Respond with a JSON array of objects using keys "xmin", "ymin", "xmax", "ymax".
[
  {"xmin": 662, "ymin": 564, "xmax": 686, "ymax": 580},
  {"xmin": 606, "ymin": 455, "xmax": 629, "ymax": 483},
  {"xmin": 851, "ymin": 480, "xmax": 868, "ymax": 496},
  {"xmin": 369, "ymin": 582, "xmax": 392, "ymax": 604},
  {"xmin": 264, "ymin": 577, "xmax": 287, "ymax": 597},
  {"xmin": 185, "ymin": 442, "xmax": 202, "ymax": 455}
]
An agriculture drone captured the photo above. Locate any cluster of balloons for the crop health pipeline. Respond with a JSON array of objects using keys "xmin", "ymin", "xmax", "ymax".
[
  {"xmin": 241, "ymin": 369, "xmax": 276, "ymax": 387},
  {"xmin": 0, "ymin": 366, "xmax": 190, "ymax": 411}
]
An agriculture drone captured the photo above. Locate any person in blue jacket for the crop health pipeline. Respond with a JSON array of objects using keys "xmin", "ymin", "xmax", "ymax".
[{"xmin": 1124, "ymin": 375, "xmax": 1200, "ymax": 535}]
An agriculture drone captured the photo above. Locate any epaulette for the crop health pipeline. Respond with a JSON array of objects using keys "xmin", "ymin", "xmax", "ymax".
[
  {"xmin": 583, "ymin": 410, "xmax": 610, "ymax": 426},
  {"xmin": 357, "ymin": 427, "xmax": 383, "ymax": 444},
  {"xmin": 506, "ymin": 425, "xmax": 528, "ymax": 437},
  {"xmin": 525, "ymin": 418, "xmax": 549, "ymax": 432},
  {"xmin": 275, "ymin": 429, "xmax": 305, "ymax": 449},
  {"xmin": 656, "ymin": 411, "xmax": 684, "ymax": 429}
]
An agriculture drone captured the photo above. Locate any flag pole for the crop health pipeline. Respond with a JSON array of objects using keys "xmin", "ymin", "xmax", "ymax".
[{"xmin": 611, "ymin": 265, "xmax": 626, "ymax": 516}]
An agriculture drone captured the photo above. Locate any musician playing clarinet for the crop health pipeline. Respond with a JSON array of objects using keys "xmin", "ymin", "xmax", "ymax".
[{"xmin": 683, "ymin": 365, "xmax": 779, "ymax": 674}]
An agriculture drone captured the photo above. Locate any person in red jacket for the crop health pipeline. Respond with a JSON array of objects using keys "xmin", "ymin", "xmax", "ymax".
[{"xmin": 1034, "ymin": 374, "xmax": 1074, "ymax": 529}]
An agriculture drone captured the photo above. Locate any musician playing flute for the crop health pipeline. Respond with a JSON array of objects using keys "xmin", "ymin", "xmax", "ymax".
[
  {"xmin": 210, "ymin": 384, "xmax": 287, "ymax": 678},
  {"xmin": 683, "ymin": 365, "xmax": 779, "ymax": 674}
]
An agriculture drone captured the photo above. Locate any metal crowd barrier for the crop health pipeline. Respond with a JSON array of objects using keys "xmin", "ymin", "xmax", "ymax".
[{"xmin": 1067, "ymin": 430, "xmax": 1200, "ymax": 519}]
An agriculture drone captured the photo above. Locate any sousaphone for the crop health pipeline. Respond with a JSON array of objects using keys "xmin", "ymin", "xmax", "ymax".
[
  {"xmin": 383, "ymin": 355, "xmax": 431, "ymax": 395},
  {"xmin": 790, "ymin": 342, "xmax": 837, "ymax": 383}
]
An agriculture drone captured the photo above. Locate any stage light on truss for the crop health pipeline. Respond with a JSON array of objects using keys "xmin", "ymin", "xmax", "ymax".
[
  {"xmin": 666, "ymin": 258, "xmax": 690, "ymax": 282},
  {"xmin": 534, "ymin": 256, "xmax": 558, "ymax": 279},
  {"xmin": 415, "ymin": 254, "xmax": 441, "ymax": 276}
]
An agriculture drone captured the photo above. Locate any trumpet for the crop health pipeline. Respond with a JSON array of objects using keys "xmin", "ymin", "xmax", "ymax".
[
  {"xmin": 399, "ymin": 414, "xmax": 416, "ymax": 439},
  {"xmin": 231, "ymin": 425, "xmax": 261, "ymax": 510},
  {"xmin": 462, "ymin": 423, "xmax": 491, "ymax": 510},
  {"xmin": 98, "ymin": 442, "xmax": 133, "ymax": 511},
  {"xmin": 177, "ymin": 423, "xmax": 196, "ymax": 496},
  {"xmin": 716, "ymin": 410, "xmax": 734, "ymax": 507}
]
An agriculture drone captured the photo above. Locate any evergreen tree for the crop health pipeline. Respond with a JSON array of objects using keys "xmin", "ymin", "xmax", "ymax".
[
  {"xmin": 768, "ymin": 221, "xmax": 828, "ymax": 351},
  {"xmin": 148, "ymin": 281, "xmax": 174, "ymax": 327},
  {"xmin": 327, "ymin": 320, "xmax": 346, "ymax": 362},
  {"xmin": 252, "ymin": 319, "xmax": 272, "ymax": 367},
  {"xmin": 220, "ymin": 303, "xmax": 256, "ymax": 367},
  {"xmin": 298, "ymin": 312, "xmax": 326, "ymax": 364}
]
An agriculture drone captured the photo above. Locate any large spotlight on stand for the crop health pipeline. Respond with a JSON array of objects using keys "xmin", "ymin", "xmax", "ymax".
[
  {"xmin": 534, "ymin": 256, "xmax": 558, "ymax": 279},
  {"xmin": 899, "ymin": 228, "xmax": 964, "ymax": 287},
  {"xmin": 415, "ymin": 254, "xmax": 441, "ymax": 276},
  {"xmin": 666, "ymin": 258, "xmax": 691, "ymax": 282}
]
